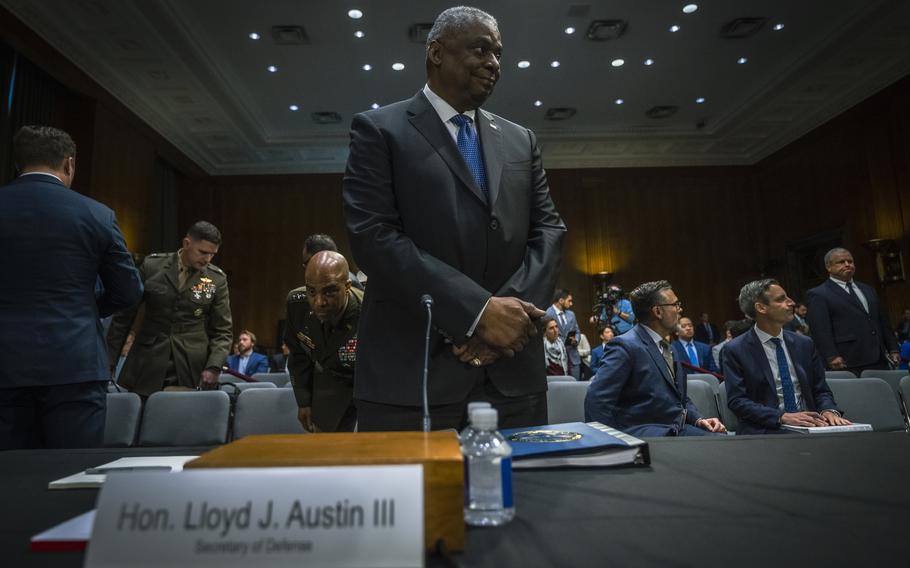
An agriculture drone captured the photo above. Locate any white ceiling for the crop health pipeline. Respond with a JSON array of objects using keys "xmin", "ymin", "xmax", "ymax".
[{"xmin": 4, "ymin": 0, "xmax": 910, "ymax": 174}]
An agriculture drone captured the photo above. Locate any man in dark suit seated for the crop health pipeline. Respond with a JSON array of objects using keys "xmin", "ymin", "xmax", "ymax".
[
  {"xmin": 806, "ymin": 248, "xmax": 899, "ymax": 375},
  {"xmin": 672, "ymin": 316, "xmax": 718, "ymax": 373},
  {"xmin": 584, "ymin": 281, "xmax": 726, "ymax": 437},
  {"xmin": 0, "ymin": 126, "xmax": 143, "ymax": 449},
  {"xmin": 694, "ymin": 313, "xmax": 720, "ymax": 345},
  {"xmin": 589, "ymin": 324, "xmax": 615, "ymax": 372},
  {"xmin": 723, "ymin": 279, "xmax": 851, "ymax": 435},
  {"xmin": 342, "ymin": 6, "xmax": 565, "ymax": 431},
  {"xmin": 226, "ymin": 330, "xmax": 270, "ymax": 376}
]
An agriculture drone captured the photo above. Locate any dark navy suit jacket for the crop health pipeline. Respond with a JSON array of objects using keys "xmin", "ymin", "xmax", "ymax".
[
  {"xmin": 722, "ymin": 328, "xmax": 839, "ymax": 435},
  {"xmin": 671, "ymin": 339, "xmax": 718, "ymax": 373},
  {"xmin": 0, "ymin": 174, "xmax": 142, "ymax": 387},
  {"xmin": 226, "ymin": 352, "xmax": 270, "ymax": 376},
  {"xmin": 806, "ymin": 279, "xmax": 898, "ymax": 368},
  {"xmin": 585, "ymin": 325, "xmax": 702, "ymax": 436},
  {"xmin": 589, "ymin": 343, "xmax": 607, "ymax": 372}
]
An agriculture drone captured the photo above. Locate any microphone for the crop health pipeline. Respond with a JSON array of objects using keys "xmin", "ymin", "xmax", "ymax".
[{"xmin": 420, "ymin": 294, "xmax": 434, "ymax": 432}]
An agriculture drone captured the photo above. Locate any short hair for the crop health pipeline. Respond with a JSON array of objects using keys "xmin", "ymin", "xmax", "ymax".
[
  {"xmin": 426, "ymin": 6, "xmax": 498, "ymax": 47},
  {"xmin": 13, "ymin": 125, "xmax": 76, "ymax": 170},
  {"xmin": 551, "ymin": 288, "xmax": 571, "ymax": 304},
  {"xmin": 729, "ymin": 319, "xmax": 754, "ymax": 338},
  {"xmin": 186, "ymin": 221, "xmax": 222, "ymax": 245},
  {"xmin": 738, "ymin": 279, "xmax": 780, "ymax": 319},
  {"xmin": 541, "ymin": 315, "xmax": 556, "ymax": 326},
  {"xmin": 630, "ymin": 280, "xmax": 673, "ymax": 322},
  {"xmin": 597, "ymin": 323, "xmax": 615, "ymax": 337},
  {"xmin": 723, "ymin": 320, "xmax": 738, "ymax": 332},
  {"xmin": 303, "ymin": 234, "xmax": 338, "ymax": 254},
  {"xmin": 238, "ymin": 330, "xmax": 257, "ymax": 344},
  {"xmin": 823, "ymin": 247, "xmax": 851, "ymax": 267}
]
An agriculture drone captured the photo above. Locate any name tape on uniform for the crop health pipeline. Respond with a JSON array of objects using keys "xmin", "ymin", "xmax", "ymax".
[{"xmin": 86, "ymin": 465, "xmax": 424, "ymax": 568}]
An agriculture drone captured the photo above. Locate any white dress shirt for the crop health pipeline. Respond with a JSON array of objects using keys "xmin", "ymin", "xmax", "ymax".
[
  {"xmin": 752, "ymin": 327, "xmax": 803, "ymax": 411},
  {"xmin": 829, "ymin": 277, "xmax": 869, "ymax": 312},
  {"xmin": 237, "ymin": 354, "xmax": 251, "ymax": 375}
]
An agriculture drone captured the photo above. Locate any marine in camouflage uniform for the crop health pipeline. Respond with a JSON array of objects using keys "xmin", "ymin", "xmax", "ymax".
[
  {"xmin": 285, "ymin": 251, "xmax": 361, "ymax": 432},
  {"xmin": 107, "ymin": 222, "xmax": 232, "ymax": 396}
]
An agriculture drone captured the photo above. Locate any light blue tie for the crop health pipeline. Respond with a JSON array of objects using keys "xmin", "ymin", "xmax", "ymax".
[
  {"xmin": 685, "ymin": 342, "xmax": 699, "ymax": 366},
  {"xmin": 770, "ymin": 338, "xmax": 799, "ymax": 413},
  {"xmin": 450, "ymin": 114, "xmax": 488, "ymax": 196}
]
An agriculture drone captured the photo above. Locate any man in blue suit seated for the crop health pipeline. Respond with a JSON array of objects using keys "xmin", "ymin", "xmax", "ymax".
[
  {"xmin": 0, "ymin": 126, "xmax": 143, "ymax": 449},
  {"xmin": 589, "ymin": 324, "xmax": 615, "ymax": 373},
  {"xmin": 671, "ymin": 317, "xmax": 718, "ymax": 373},
  {"xmin": 723, "ymin": 279, "xmax": 851, "ymax": 435},
  {"xmin": 584, "ymin": 280, "xmax": 726, "ymax": 437},
  {"xmin": 226, "ymin": 330, "xmax": 270, "ymax": 376}
]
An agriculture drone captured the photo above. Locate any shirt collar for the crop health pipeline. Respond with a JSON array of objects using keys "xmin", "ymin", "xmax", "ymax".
[
  {"xmin": 19, "ymin": 171, "xmax": 64, "ymax": 183},
  {"xmin": 423, "ymin": 84, "xmax": 476, "ymax": 124},
  {"xmin": 753, "ymin": 325, "xmax": 784, "ymax": 345},
  {"xmin": 829, "ymin": 276, "xmax": 852, "ymax": 287},
  {"xmin": 641, "ymin": 325, "xmax": 666, "ymax": 347}
]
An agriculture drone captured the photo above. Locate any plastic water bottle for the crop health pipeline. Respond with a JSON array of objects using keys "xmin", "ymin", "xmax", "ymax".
[
  {"xmin": 459, "ymin": 401, "xmax": 492, "ymax": 445},
  {"xmin": 462, "ymin": 408, "xmax": 514, "ymax": 526}
]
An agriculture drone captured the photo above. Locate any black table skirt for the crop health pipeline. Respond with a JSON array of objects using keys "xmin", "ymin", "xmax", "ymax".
[{"xmin": 2, "ymin": 433, "xmax": 908, "ymax": 567}]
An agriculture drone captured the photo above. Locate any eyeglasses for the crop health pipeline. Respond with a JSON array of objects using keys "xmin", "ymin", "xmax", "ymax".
[{"xmin": 655, "ymin": 301, "xmax": 683, "ymax": 309}]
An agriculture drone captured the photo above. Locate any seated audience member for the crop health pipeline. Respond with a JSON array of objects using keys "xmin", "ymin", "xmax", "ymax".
[
  {"xmin": 226, "ymin": 330, "xmax": 269, "ymax": 376},
  {"xmin": 577, "ymin": 333, "xmax": 593, "ymax": 380},
  {"xmin": 672, "ymin": 317, "xmax": 718, "ymax": 373},
  {"xmin": 547, "ymin": 289, "xmax": 582, "ymax": 379},
  {"xmin": 723, "ymin": 279, "xmax": 850, "ymax": 435},
  {"xmin": 543, "ymin": 316, "xmax": 569, "ymax": 376},
  {"xmin": 694, "ymin": 313, "xmax": 720, "ymax": 345},
  {"xmin": 589, "ymin": 325, "xmax": 615, "ymax": 372},
  {"xmin": 584, "ymin": 281, "xmax": 726, "ymax": 437},
  {"xmin": 271, "ymin": 342, "xmax": 290, "ymax": 372},
  {"xmin": 784, "ymin": 302, "xmax": 810, "ymax": 335},
  {"xmin": 286, "ymin": 251, "xmax": 361, "ymax": 432},
  {"xmin": 711, "ymin": 321, "xmax": 737, "ymax": 374},
  {"xmin": 896, "ymin": 307, "xmax": 910, "ymax": 343},
  {"xmin": 302, "ymin": 233, "xmax": 364, "ymax": 291}
]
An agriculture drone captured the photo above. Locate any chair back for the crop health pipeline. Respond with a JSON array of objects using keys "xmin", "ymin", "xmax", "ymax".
[
  {"xmin": 251, "ymin": 372, "xmax": 291, "ymax": 387},
  {"xmin": 233, "ymin": 388, "xmax": 307, "ymax": 439},
  {"xmin": 858, "ymin": 370, "xmax": 909, "ymax": 397},
  {"xmin": 546, "ymin": 375, "xmax": 576, "ymax": 383},
  {"xmin": 687, "ymin": 379, "xmax": 721, "ymax": 420},
  {"xmin": 220, "ymin": 382, "xmax": 277, "ymax": 392},
  {"xmin": 825, "ymin": 370, "xmax": 857, "ymax": 379},
  {"xmin": 139, "ymin": 391, "xmax": 231, "ymax": 446},
  {"xmin": 546, "ymin": 381, "xmax": 589, "ymax": 423},
  {"xmin": 826, "ymin": 378, "xmax": 906, "ymax": 432},
  {"xmin": 103, "ymin": 392, "xmax": 142, "ymax": 447}
]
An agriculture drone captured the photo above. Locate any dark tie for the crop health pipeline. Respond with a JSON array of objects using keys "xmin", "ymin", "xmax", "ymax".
[
  {"xmin": 659, "ymin": 340, "xmax": 675, "ymax": 378},
  {"xmin": 686, "ymin": 342, "xmax": 699, "ymax": 366},
  {"xmin": 450, "ymin": 114, "xmax": 488, "ymax": 196},
  {"xmin": 845, "ymin": 281, "xmax": 868, "ymax": 313},
  {"xmin": 770, "ymin": 338, "xmax": 799, "ymax": 413}
]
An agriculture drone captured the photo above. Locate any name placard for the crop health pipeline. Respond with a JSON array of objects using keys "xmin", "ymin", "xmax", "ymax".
[{"xmin": 85, "ymin": 465, "xmax": 424, "ymax": 568}]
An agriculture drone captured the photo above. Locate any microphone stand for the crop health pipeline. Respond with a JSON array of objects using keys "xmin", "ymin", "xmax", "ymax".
[{"xmin": 420, "ymin": 294, "xmax": 434, "ymax": 432}]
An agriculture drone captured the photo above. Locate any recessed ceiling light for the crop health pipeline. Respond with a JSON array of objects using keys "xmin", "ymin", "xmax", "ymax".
[
  {"xmin": 354, "ymin": 30, "xmax": 365, "ymax": 38},
  {"xmin": 695, "ymin": 97, "xmax": 706, "ymax": 104},
  {"xmin": 773, "ymin": 23, "xmax": 785, "ymax": 31},
  {"xmin": 611, "ymin": 58, "xmax": 624, "ymax": 67},
  {"xmin": 362, "ymin": 64, "xmax": 372, "ymax": 71},
  {"xmin": 248, "ymin": 32, "xmax": 260, "ymax": 40},
  {"xmin": 289, "ymin": 105, "xmax": 299, "ymax": 111},
  {"xmin": 371, "ymin": 103, "xmax": 380, "ymax": 110},
  {"xmin": 517, "ymin": 60, "xmax": 531, "ymax": 69},
  {"xmin": 644, "ymin": 58, "xmax": 655, "ymax": 66},
  {"xmin": 550, "ymin": 60, "xmax": 561, "ymax": 68},
  {"xmin": 267, "ymin": 65, "xmax": 278, "ymax": 73},
  {"xmin": 564, "ymin": 26, "xmax": 575, "ymax": 35},
  {"xmin": 737, "ymin": 57, "xmax": 748, "ymax": 64},
  {"xmin": 614, "ymin": 98, "xmax": 624, "ymax": 105},
  {"xmin": 683, "ymin": 4, "xmax": 698, "ymax": 14},
  {"xmin": 348, "ymin": 9, "xmax": 363, "ymax": 19},
  {"xmin": 534, "ymin": 100, "xmax": 543, "ymax": 107},
  {"xmin": 392, "ymin": 62, "xmax": 405, "ymax": 71},
  {"xmin": 669, "ymin": 24, "xmax": 681, "ymax": 32}
]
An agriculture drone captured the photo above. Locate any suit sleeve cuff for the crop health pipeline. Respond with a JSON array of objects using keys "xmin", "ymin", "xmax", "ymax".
[{"xmin": 465, "ymin": 297, "xmax": 492, "ymax": 338}]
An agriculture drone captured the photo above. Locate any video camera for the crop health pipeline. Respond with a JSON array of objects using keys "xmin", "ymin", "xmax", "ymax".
[{"xmin": 592, "ymin": 285, "xmax": 624, "ymax": 326}]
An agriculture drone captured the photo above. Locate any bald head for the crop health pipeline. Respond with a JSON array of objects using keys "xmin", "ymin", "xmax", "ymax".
[{"xmin": 305, "ymin": 251, "xmax": 352, "ymax": 323}]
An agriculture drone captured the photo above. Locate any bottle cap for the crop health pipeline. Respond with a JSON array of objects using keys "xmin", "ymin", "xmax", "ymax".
[
  {"xmin": 471, "ymin": 408, "xmax": 498, "ymax": 430},
  {"xmin": 466, "ymin": 401, "xmax": 491, "ymax": 418}
]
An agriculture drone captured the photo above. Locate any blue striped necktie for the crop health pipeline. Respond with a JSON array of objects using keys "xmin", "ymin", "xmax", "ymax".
[
  {"xmin": 450, "ymin": 114, "xmax": 488, "ymax": 196},
  {"xmin": 770, "ymin": 337, "xmax": 799, "ymax": 412},
  {"xmin": 685, "ymin": 342, "xmax": 699, "ymax": 366}
]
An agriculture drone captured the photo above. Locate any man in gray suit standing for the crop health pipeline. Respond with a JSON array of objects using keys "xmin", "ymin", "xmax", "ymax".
[{"xmin": 343, "ymin": 6, "xmax": 566, "ymax": 431}]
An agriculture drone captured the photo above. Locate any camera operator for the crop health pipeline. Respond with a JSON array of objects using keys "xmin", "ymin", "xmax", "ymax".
[{"xmin": 591, "ymin": 285, "xmax": 635, "ymax": 336}]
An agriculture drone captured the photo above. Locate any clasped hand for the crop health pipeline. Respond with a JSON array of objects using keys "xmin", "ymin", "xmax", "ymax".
[{"xmin": 452, "ymin": 297, "xmax": 545, "ymax": 366}]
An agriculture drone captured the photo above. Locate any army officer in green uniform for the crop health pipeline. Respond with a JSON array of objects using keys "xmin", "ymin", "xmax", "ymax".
[
  {"xmin": 285, "ymin": 250, "xmax": 361, "ymax": 432},
  {"xmin": 108, "ymin": 221, "xmax": 232, "ymax": 396}
]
